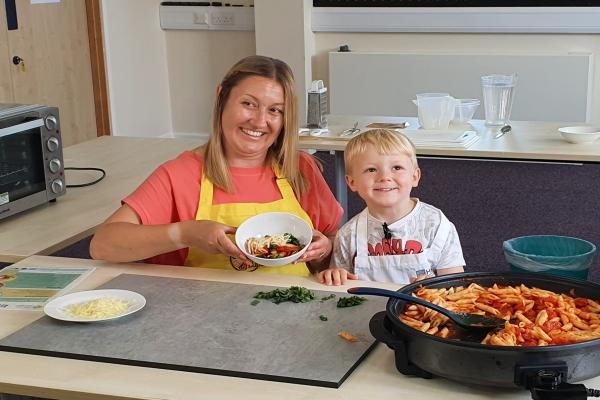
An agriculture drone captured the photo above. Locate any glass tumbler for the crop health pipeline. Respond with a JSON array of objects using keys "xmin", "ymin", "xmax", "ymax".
[{"xmin": 481, "ymin": 74, "xmax": 518, "ymax": 126}]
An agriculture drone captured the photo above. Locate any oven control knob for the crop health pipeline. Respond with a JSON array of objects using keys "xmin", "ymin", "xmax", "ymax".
[
  {"xmin": 49, "ymin": 158, "xmax": 62, "ymax": 173},
  {"xmin": 51, "ymin": 179, "xmax": 64, "ymax": 194},
  {"xmin": 46, "ymin": 136, "xmax": 60, "ymax": 152},
  {"xmin": 45, "ymin": 115, "xmax": 58, "ymax": 130}
]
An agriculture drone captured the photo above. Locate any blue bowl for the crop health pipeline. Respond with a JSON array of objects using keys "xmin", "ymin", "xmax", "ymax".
[{"xmin": 503, "ymin": 235, "xmax": 596, "ymax": 280}]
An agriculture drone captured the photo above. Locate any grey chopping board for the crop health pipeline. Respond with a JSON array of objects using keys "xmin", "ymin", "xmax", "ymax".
[{"xmin": 0, "ymin": 274, "xmax": 387, "ymax": 388}]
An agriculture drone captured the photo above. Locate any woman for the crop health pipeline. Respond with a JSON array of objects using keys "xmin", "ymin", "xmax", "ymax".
[{"xmin": 90, "ymin": 56, "xmax": 343, "ymax": 276}]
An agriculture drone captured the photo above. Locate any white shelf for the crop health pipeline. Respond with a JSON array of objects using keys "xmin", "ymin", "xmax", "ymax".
[
  {"xmin": 159, "ymin": 5, "xmax": 254, "ymax": 31},
  {"xmin": 312, "ymin": 7, "xmax": 600, "ymax": 33}
]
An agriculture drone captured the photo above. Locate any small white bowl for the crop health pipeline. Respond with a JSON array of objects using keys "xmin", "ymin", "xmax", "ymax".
[
  {"xmin": 558, "ymin": 126, "xmax": 600, "ymax": 144},
  {"xmin": 235, "ymin": 212, "xmax": 312, "ymax": 267}
]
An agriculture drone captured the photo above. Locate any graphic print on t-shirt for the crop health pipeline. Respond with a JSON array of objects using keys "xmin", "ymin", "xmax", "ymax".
[{"xmin": 367, "ymin": 238, "xmax": 423, "ymax": 256}]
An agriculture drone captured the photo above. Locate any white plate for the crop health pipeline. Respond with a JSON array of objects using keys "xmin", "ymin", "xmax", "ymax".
[{"xmin": 44, "ymin": 289, "xmax": 146, "ymax": 322}]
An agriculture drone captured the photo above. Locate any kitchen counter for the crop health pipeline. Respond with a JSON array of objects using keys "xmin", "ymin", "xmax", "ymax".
[
  {"xmin": 299, "ymin": 115, "xmax": 600, "ymax": 162},
  {"xmin": 1, "ymin": 255, "xmax": 599, "ymax": 400},
  {"xmin": 0, "ymin": 136, "xmax": 201, "ymax": 263}
]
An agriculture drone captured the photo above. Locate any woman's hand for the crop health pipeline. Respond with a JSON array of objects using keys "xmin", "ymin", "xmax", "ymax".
[
  {"xmin": 298, "ymin": 229, "xmax": 334, "ymax": 273},
  {"xmin": 317, "ymin": 267, "xmax": 358, "ymax": 286},
  {"xmin": 299, "ymin": 229, "xmax": 332, "ymax": 263},
  {"xmin": 180, "ymin": 220, "xmax": 250, "ymax": 263}
]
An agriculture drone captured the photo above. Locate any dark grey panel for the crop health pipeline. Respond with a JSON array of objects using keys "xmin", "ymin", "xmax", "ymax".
[{"xmin": 0, "ymin": 274, "xmax": 386, "ymax": 388}]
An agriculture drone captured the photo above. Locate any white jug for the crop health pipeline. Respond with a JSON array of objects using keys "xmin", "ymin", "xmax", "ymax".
[{"xmin": 413, "ymin": 95, "xmax": 458, "ymax": 130}]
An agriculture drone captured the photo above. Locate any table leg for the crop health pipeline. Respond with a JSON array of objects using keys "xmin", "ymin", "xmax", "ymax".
[{"xmin": 333, "ymin": 151, "xmax": 348, "ymax": 223}]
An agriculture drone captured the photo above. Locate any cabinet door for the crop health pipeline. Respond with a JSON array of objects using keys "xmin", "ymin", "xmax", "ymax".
[
  {"xmin": 6, "ymin": 0, "xmax": 97, "ymax": 146},
  {"xmin": 0, "ymin": 3, "xmax": 14, "ymax": 102}
]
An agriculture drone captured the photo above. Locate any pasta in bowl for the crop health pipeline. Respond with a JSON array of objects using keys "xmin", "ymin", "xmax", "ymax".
[{"xmin": 235, "ymin": 212, "xmax": 312, "ymax": 267}]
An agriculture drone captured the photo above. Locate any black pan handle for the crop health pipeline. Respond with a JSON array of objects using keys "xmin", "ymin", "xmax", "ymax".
[
  {"xmin": 349, "ymin": 286, "xmax": 451, "ymax": 316},
  {"xmin": 369, "ymin": 311, "xmax": 401, "ymax": 348}
]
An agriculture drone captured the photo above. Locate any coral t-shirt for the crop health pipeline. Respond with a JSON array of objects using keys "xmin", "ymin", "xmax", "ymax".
[{"xmin": 124, "ymin": 150, "xmax": 343, "ymax": 266}]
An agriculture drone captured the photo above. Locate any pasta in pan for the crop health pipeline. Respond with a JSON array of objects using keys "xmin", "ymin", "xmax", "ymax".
[
  {"xmin": 245, "ymin": 233, "xmax": 304, "ymax": 259},
  {"xmin": 399, "ymin": 283, "xmax": 600, "ymax": 346}
]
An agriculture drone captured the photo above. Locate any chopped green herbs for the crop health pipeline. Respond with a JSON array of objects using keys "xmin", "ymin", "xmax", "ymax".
[
  {"xmin": 319, "ymin": 314, "xmax": 328, "ymax": 321},
  {"xmin": 337, "ymin": 296, "xmax": 368, "ymax": 308},
  {"xmin": 320, "ymin": 293, "xmax": 336, "ymax": 302},
  {"xmin": 250, "ymin": 299, "xmax": 260, "ymax": 306},
  {"xmin": 254, "ymin": 286, "xmax": 315, "ymax": 304}
]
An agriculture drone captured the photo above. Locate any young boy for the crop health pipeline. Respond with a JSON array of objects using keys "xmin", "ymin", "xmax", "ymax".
[{"xmin": 318, "ymin": 129, "xmax": 465, "ymax": 285}]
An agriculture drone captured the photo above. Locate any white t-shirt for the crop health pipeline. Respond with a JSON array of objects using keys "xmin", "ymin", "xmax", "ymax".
[{"xmin": 331, "ymin": 199, "xmax": 465, "ymax": 277}]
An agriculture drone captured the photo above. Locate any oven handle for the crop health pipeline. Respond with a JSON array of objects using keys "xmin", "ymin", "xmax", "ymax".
[{"xmin": 0, "ymin": 118, "xmax": 45, "ymax": 138}]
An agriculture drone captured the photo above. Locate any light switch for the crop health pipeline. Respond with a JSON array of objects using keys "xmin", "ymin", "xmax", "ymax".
[{"xmin": 193, "ymin": 12, "xmax": 209, "ymax": 25}]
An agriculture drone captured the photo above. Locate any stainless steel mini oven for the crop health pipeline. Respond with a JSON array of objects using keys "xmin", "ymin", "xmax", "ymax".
[{"xmin": 0, "ymin": 103, "xmax": 65, "ymax": 220}]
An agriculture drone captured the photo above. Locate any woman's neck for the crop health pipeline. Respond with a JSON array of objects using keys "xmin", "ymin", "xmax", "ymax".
[{"xmin": 226, "ymin": 151, "xmax": 268, "ymax": 168}]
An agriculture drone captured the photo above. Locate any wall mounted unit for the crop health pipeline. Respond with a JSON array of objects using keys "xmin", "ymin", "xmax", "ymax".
[{"xmin": 159, "ymin": 4, "xmax": 254, "ymax": 31}]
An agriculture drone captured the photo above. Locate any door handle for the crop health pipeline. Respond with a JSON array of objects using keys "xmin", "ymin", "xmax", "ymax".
[{"xmin": 12, "ymin": 56, "xmax": 26, "ymax": 72}]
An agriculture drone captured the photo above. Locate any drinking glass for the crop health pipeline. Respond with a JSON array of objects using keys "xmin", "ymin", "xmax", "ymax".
[{"xmin": 481, "ymin": 74, "xmax": 518, "ymax": 126}]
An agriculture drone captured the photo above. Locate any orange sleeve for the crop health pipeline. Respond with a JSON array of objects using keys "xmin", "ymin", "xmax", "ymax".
[{"xmin": 298, "ymin": 152, "xmax": 344, "ymax": 235}]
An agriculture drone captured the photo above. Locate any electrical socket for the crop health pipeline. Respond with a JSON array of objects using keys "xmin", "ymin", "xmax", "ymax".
[{"xmin": 211, "ymin": 12, "xmax": 234, "ymax": 26}]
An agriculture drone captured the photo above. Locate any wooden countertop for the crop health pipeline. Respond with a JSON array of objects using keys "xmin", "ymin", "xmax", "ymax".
[
  {"xmin": 0, "ymin": 136, "xmax": 201, "ymax": 263},
  {"xmin": 299, "ymin": 115, "xmax": 600, "ymax": 163},
  {"xmin": 4, "ymin": 255, "xmax": 598, "ymax": 400}
]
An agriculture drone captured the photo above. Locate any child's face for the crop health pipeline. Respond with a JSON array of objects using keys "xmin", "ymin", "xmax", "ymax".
[{"xmin": 345, "ymin": 144, "xmax": 420, "ymax": 215}]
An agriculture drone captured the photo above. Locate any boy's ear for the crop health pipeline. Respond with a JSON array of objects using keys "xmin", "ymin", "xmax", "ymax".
[
  {"xmin": 412, "ymin": 167, "xmax": 421, "ymax": 187},
  {"xmin": 345, "ymin": 174, "xmax": 358, "ymax": 192}
]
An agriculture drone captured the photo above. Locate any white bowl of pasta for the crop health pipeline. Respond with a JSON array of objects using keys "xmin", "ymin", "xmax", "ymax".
[{"xmin": 235, "ymin": 212, "xmax": 313, "ymax": 267}]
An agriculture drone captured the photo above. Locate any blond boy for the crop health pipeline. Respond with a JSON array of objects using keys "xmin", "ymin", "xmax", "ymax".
[{"xmin": 318, "ymin": 129, "xmax": 465, "ymax": 285}]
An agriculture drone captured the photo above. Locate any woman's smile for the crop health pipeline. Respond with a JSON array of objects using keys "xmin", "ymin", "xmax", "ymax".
[{"xmin": 240, "ymin": 127, "xmax": 267, "ymax": 138}]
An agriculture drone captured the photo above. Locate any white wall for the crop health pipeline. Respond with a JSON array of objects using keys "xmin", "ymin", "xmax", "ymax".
[
  {"xmin": 101, "ymin": 3, "xmax": 600, "ymax": 137},
  {"xmin": 164, "ymin": 31, "xmax": 255, "ymax": 136},
  {"xmin": 255, "ymin": 0, "xmax": 313, "ymax": 126},
  {"xmin": 102, "ymin": 0, "xmax": 172, "ymax": 137}
]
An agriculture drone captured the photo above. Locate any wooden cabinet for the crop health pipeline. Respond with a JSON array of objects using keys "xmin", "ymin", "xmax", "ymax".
[{"xmin": 0, "ymin": 0, "xmax": 98, "ymax": 146}]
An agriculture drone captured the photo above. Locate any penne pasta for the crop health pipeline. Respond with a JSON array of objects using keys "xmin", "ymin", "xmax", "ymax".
[{"xmin": 398, "ymin": 283, "xmax": 600, "ymax": 347}]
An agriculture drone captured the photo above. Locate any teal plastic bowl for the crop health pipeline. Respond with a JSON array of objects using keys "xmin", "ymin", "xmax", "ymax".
[{"xmin": 503, "ymin": 235, "xmax": 596, "ymax": 280}]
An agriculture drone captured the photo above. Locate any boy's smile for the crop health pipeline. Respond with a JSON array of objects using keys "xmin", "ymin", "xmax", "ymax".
[{"xmin": 345, "ymin": 143, "xmax": 420, "ymax": 222}]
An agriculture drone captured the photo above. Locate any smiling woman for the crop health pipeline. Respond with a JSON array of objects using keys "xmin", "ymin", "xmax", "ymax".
[{"xmin": 89, "ymin": 56, "xmax": 343, "ymax": 277}]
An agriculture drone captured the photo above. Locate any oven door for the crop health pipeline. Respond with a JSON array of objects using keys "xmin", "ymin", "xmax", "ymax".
[{"xmin": 0, "ymin": 117, "xmax": 47, "ymax": 214}]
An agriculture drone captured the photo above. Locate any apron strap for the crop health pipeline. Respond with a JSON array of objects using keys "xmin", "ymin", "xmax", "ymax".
[
  {"xmin": 355, "ymin": 209, "xmax": 370, "ymax": 257},
  {"xmin": 429, "ymin": 213, "xmax": 453, "ymax": 253},
  {"xmin": 197, "ymin": 173, "xmax": 214, "ymax": 220}
]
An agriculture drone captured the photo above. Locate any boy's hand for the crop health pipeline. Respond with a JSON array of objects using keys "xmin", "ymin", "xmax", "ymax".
[{"xmin": 317, "ymin": 268, "xmax": 358, "ymax": 286}]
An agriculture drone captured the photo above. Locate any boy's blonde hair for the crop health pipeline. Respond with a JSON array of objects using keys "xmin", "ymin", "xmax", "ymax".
[
  {"xmin": 203, "ymin": 55, "xmax": 308, "ymax": 195},
  {"xmin": 344, "ymin": 129, "xmax": 418, "ymax": 174}
]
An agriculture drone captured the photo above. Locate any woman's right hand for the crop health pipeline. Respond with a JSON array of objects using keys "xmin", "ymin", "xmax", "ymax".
[{"xmin": 179, "ymin": 220, "xmax": 250, "ymax": 262}]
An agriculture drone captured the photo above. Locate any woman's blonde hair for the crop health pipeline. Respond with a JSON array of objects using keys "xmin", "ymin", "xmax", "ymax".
[
  {"xmin": 344, "ymin": 129, "xmax": 418, "ymax": 174},
  {"xmin": 203, "ymin": 55, "xmax": 308, "ymax": 195}
]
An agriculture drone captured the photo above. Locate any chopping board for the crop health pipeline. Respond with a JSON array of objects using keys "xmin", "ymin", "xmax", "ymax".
[{"xmin": 0, "ymin": 274, "xmax": 387, "ymax": 388}]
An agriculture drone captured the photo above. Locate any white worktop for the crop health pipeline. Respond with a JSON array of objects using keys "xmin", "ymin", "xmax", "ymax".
[
  {"xmin": 299, "ymin": 115, "xmax": 600, "ymax": 163},
  {"xmin": 2, "ymin": 256, "xmax": 599, "ymax": 399},
  {"xmin": 0, "ymin": 136, "xmax": 201, "ymax": 263}
]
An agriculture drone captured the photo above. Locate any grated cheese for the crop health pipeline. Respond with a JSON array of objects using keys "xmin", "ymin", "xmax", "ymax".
[{"xmin": 64, "ymin": 297, "xmax": 131, "ymax": 319}]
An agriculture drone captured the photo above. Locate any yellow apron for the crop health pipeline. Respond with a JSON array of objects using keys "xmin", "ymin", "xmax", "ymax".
[{"xmin": 185, "ymin": 170, "xmax": 313, "ymax": 276}]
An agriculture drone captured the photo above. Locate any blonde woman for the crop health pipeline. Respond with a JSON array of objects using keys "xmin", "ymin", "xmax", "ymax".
[{"xmin": 91, "ymin": 56, "xmax": 342, "ymax": 276}]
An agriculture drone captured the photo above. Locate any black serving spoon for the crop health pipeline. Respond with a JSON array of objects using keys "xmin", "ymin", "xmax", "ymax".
[{"xmin": 348, "ymin": 287, "xmax": 506, "ymax": 331}]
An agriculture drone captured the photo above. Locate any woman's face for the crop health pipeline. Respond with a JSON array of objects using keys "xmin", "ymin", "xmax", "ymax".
[{"xmin": 221, "ymin": 76, "xmax": 285, "ymax": 166}]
